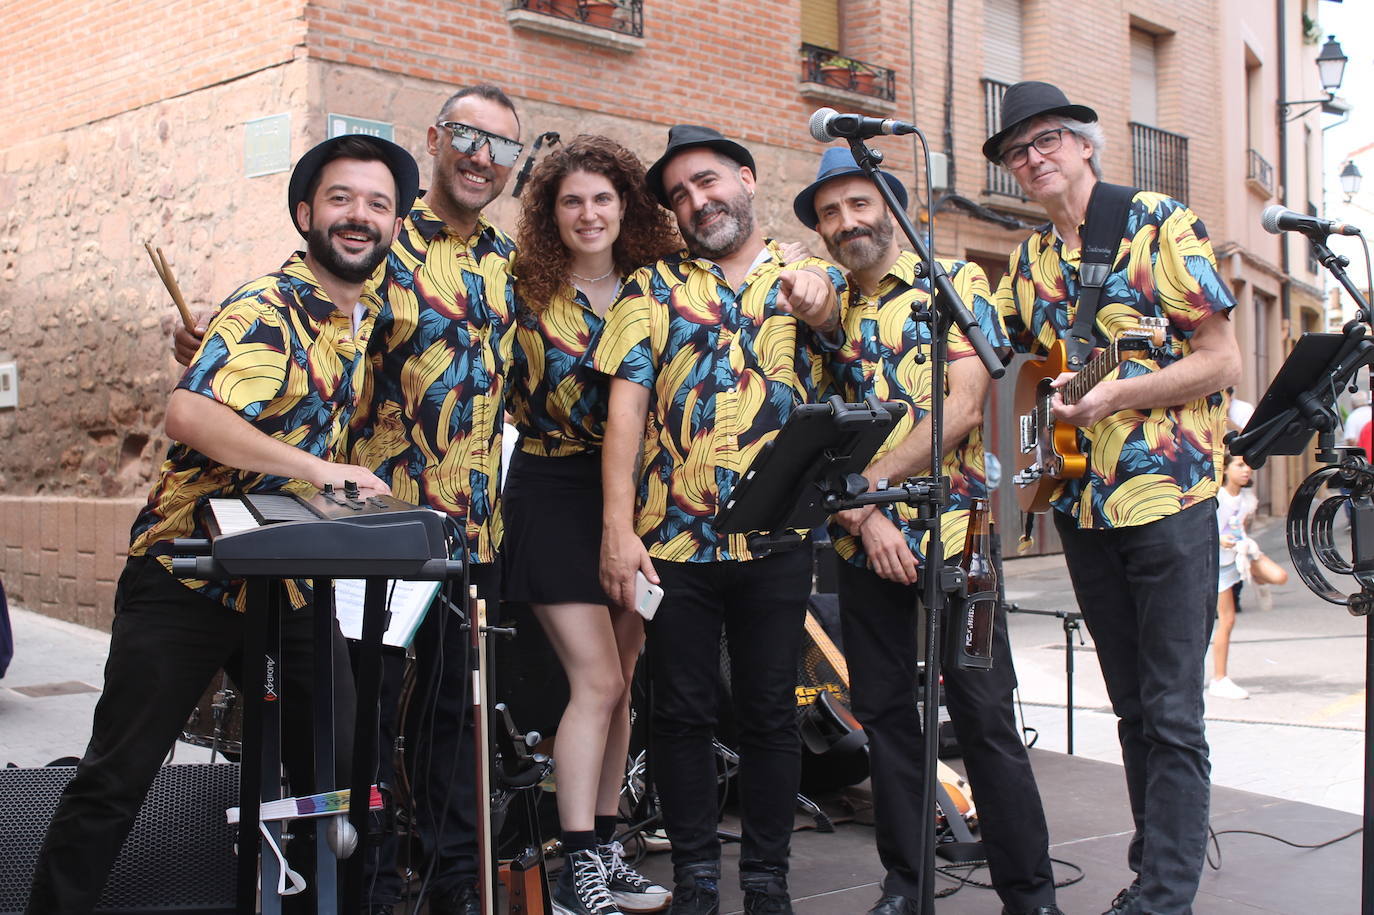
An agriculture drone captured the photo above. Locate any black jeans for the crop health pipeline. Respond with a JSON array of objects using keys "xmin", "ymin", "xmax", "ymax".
[
  {"xmin": 1054, "ymin": 501, "xmax": 1218, "ymax": 915},
  {"xmin": 363, "ymin": 562, "xmax": 500, "ymax": 903},
  {"xmin": 836, "ymin": 561, "xmax": 1056, "ymax": 910},
  {"xmin": 26, "ymin": 556, "xmax": 355, "ymax": 915},
  {"xmin": 647, "ymin": 548, "xmax": 810, "ymax": 887}
]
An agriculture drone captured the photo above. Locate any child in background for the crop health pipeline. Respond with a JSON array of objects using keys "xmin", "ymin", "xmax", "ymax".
[{"xmin": 1211, "ymin": 453, "xmax": 1289, "ymax": 699}]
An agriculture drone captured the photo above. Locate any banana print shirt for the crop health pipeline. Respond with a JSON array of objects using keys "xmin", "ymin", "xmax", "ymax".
[
  {"xmin": 588, "ymin": 241, "xmax": 846, "ymax": 563},
  {"xmin": 996, "ymin": 190, "xmax": 1235, "ymax": 530},
  {"xmin": 349, "ymin": 199, "xmax": 517, "ymax": 564},
  {"xmin": 128, "ymin": 253, "xmax": 379, "ymax": 611},
  {"xmin": 826, "ymin": 253, "xmax": 1008, "ymax": 568},
  {"xmin": 508, "ymin": 283, "xmax": 610, "ymax": 457}
]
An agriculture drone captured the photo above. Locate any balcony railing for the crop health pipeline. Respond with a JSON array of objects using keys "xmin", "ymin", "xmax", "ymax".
[
  {"xmin": 513, "ymin": 0, "xmax": 643, "ymax": 37},
  {"xmin": 800, "ymin": 44, "xmax": 895, "ymax": 102},
  {"xmin": 1131, "ymin": 122, "xmax": 1189, "ymax": 203},
  {"xmin": 982, "ymin": 78, "xmax": 1024, "ymax": 199},
  {"xmin": 1246, "ymin": 148, "xmax": 1274, "ymax": 197}
]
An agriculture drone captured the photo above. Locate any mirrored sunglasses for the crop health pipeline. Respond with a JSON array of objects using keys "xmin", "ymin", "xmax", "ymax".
[{"xmin": 437, "ymin": 121, "xmax": 524, "ymax": 167}]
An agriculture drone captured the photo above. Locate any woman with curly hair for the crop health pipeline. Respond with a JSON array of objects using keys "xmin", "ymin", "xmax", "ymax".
[{"xmin": 503, "ymin": 134, "xmax": 681, "ymax": 915}]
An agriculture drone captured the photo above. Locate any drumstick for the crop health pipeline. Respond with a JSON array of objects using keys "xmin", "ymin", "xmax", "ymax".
[{"xmin": 144, "ymin": 242, "xmax": 196, "ymax": 331}]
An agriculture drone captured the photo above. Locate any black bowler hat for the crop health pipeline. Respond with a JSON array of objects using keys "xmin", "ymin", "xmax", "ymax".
[
  {"xmin": 645, "ymin": 125, "xmax": 756, "ymax": 207},
  {"xmin": 792, "ymin": 147, "xmax": 909, "ymax": 230},
  {"xmin": 981, "ymin": 81, "xmax": 1098, "ymax": 163},
  {"xmin": 287, "ymin": 134, "xmax": 421, "ymax": 237}
]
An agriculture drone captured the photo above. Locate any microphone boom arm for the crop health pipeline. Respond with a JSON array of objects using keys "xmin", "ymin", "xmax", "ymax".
[{"xmin": 844, "ymin": 139, "xmax": 1005, "ymax": 379}]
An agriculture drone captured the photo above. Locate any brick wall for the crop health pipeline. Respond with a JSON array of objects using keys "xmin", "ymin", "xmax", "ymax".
[
  {"xmin": 3, "ymin": 0, "xmax": 306, "ymax": 144},
  {"xmin": 0, "ymin": 497, "xmax": 143, "ymax": 629}
]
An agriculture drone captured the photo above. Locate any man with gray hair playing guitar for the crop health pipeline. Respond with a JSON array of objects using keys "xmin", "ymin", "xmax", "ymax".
[{"xmin": 988, "ymin": 81, "xmax": 1241, "ymax": 915}]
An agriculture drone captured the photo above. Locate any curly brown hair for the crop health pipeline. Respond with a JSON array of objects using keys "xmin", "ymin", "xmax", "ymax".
[{"xmin": 515, "ymin": 134, "xmax": 681, "ymax": 311}]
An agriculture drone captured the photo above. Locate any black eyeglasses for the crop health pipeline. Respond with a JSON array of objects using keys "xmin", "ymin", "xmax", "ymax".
[
  {"xmin": 999, "ymin": 127, "xmax": 1070, "ymax": 169},
  {"xmin": 436, "ymin": 121, "xmax": 524, "ymax": 167}
]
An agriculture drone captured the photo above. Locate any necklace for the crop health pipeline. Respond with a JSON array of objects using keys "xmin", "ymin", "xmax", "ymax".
[{"xmin": 570, "ymin": 268, "xmax": 615, "ymax": 283}]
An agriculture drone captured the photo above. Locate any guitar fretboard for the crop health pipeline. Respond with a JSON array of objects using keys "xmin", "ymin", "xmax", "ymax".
[{"xmin": 1063, "ymin": 337, "xmax": 1149, "ymax": 404}]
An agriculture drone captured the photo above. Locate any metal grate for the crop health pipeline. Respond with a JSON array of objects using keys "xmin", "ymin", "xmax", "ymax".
[
  {"xmin": 511, "ymin": 0, "xmax": 643, "ymax": 37},
  {"xmin": 1131, "ymin": 122, "xmax": 1190, "ymax": 203},
  {"xmin": 1, "ymin": 764, "xmax": 239, "ymax": 914},
  {"xmin": 982, "ymin": 78, "xmax": 1024, "ymax": 198}
]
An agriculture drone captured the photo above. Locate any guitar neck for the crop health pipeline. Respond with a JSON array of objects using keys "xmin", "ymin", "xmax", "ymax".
[{"xmin": 1063, "ymin": 338, "xmax": 1135, "ymax": 404}]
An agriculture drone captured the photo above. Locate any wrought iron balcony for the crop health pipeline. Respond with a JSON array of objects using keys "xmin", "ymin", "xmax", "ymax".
[
  {"xmin": 800, "ymin": 44, "xmax": 895, "ymax": 102},
  {"xmin": 513, "ymin": 0, "xmax": 642, "ymax": 37},
  {"xmin": 982, "ymin": 78, "xmax": 1024, "ymax": 199},
  {"xmin": 1130, "ymin": 122, "xmax": 1189, "ymax": 203},
  {"xmin": 1246, "ymin": 148, "xmax": 1275, "ymax": 197}
]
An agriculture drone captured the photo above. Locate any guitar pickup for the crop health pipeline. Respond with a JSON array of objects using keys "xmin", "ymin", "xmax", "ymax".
[{"xmin": 1019, "ymin": 413, "xmax": 1037, "ymax": 453}]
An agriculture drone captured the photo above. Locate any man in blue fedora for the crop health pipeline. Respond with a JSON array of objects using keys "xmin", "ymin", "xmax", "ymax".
[{"xmin": 795, "ymin": 147, "xmax": 1061, "ymax": 915}]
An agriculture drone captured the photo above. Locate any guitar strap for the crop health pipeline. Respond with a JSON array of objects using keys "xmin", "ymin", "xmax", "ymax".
[
  {"xmin": 1020, "ymin": 182, "xmax": 1138, "ymax": 551},
  {"xmin": 1063, "ymin": 181, "xmax": 1139, "ymax": 370}
]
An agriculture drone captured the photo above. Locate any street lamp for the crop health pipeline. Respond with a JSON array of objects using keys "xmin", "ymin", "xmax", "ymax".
[
  {"xmin": 1279, "ymin": 34, "xmax": 1349, "ymax": 122},
  {"xmin": 1341, "ymin": 160, "xmax": 1363, "ymax": 203}
]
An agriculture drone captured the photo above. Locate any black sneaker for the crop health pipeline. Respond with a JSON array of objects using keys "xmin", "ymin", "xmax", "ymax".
[
  {"xmin": 1103, "ymin": 881, "xmax": 1142, "ymax": 914},
  {"xmin": 741, "ymin": 872, "xmax": 792, "ymax": 915},
  {"xmin": 668, "ymin": 867, "xmax": 719, "ymax": 915},
  {"xmin": 554, "ymin": 848, "xmax": 623, "ymax": 915},
  {"xmin": 429, "ymin": 881, "xmax": 480, "ymax": 915},
  {"xmin": 597, "ymin": 841, "xmax": 671, "ymax": 912}
]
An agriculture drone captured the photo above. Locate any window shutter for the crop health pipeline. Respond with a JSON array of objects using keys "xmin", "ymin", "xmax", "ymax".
[
  {"xmin": 1130, "ymin": 28, "xmax": 1158, "ymax": 125},
  {"xmin": 801, "ymin": 0, "xmax": 840, "ymax": 51},
  {"xmin": 983, "ymin": 0, "xmax": 1023, "ymax": 83}
]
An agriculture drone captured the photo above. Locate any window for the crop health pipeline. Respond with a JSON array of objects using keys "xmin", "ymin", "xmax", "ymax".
[
  {"xmin": 983, "ymin": 0, "xmax": 1023, "ymax": 85},
  {"xmin": 800, "ymin": 0, "xmax": 839, "ymax": 50},
  {"xmin": 1130, "ymin": 28, "xmax": 1158, "ymax": 126}
]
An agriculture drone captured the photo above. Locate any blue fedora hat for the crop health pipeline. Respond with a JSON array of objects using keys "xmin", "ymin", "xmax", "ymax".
[{"xmin": 792, "ymin": 147, "xmax": 908, "ymax": 230}]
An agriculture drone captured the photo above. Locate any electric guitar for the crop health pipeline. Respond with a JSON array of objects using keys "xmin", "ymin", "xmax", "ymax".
[{"xmin": 1011, "ymin": 317, "xmax": 1169, "ymax": 513}]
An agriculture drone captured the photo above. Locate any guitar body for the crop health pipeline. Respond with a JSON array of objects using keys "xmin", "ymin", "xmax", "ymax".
[
  {"xmin": 1013, "ymin": 340, "xmax": 1087, "ymax": 514},
  {"xmin": 1012, "ymin": 319, "xmax": 1166, "ymax": 515}
]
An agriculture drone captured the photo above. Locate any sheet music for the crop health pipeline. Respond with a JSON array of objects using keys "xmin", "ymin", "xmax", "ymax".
[
  {"xmin": 207, "ymin": 498, "xmax": 257, "ymax": 535},
  {"xmin": 333, "ymin": 578, "xmax": 439, "ymax": 649}
]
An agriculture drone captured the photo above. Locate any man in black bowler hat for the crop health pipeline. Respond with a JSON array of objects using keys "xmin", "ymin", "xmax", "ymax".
[
  {"xmin": 988, "ymin": 81, "xmax": 1240, "ymax": 915},
  {"xmin": 26, "ymin": 133, "xmax": 415, "ymax": 915},
  {"xmin": 590, "ymin": 124, "xmax": 847, "ymax": 915}
]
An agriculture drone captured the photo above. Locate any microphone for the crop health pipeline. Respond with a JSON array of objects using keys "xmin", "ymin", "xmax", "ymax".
[
  {"xmin": 1261, "ymin": 205, "xmax": 1361, "ymax": 237},
  {"xmin": 809, "ymin": 107, "xmax": 917, "ymax": 143}
]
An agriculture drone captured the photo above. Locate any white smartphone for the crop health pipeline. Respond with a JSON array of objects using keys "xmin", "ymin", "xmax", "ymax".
[{"xmin": 634, "ymin": 571, "xmax": 664, "ymax": 621}]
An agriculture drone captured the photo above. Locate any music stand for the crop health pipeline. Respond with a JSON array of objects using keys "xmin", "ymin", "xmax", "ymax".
[
  {"xmin": 1229, "ymin": 329, "xmax": 1373, "ymax": 467},
  {"xmin": 717, "ymin": 394, "xmax": 980, "ymax": 908}
]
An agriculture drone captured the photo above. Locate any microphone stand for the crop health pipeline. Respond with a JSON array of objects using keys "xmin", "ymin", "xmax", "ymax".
[{"xmin": 844, "ymin": 137, "xmax": 1003, "ymax": 914}]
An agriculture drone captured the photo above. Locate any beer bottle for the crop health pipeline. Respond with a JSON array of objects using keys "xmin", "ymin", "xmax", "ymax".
[{"xmin": 947, "ymin": 498, "xmax": 996, "ymax": 671}]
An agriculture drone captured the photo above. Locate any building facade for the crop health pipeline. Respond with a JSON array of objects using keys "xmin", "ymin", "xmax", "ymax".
[{"xmin": 0, "ymin": 0, "xmax": 1334, "ymax": 624}]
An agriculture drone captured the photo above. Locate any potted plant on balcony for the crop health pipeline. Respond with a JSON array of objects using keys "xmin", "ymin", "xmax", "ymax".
[
  {"xmin": 818, "ymin": 55, "xmax": 856, "ymax": 90},
  {"xmin": 581, "ymin": 0, "xmax": 628, "ymax": 28}
]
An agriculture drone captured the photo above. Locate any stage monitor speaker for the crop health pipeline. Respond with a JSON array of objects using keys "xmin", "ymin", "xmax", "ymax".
[{"xmin": 0, "ymin": 762, "xmax": 239, "ymax": 914}]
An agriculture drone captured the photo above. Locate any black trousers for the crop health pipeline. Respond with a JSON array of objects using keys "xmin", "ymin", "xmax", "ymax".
[
  {"xmin": 26, "ymin": 556, "xmax": 356, "ymax": 915},
  {"xmin": 647, "ymin": 548, "xmax": 811, "ymax": 886},
  {"xmin": 1054, "ymin": 502, "xmax": 1217, "ymax": 915},
  {"xmin": 362, "ymin": 562, "xmax": 500, "ymax": 903},
  {"xmin": 835, "ymin": 561, "xmax": 1056, "ymax": 911}
]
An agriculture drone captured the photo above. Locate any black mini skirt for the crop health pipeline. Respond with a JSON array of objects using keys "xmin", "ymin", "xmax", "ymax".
[{"xmin": 501, "ymin": 449, "xmax": 610, "ymax": 605}]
